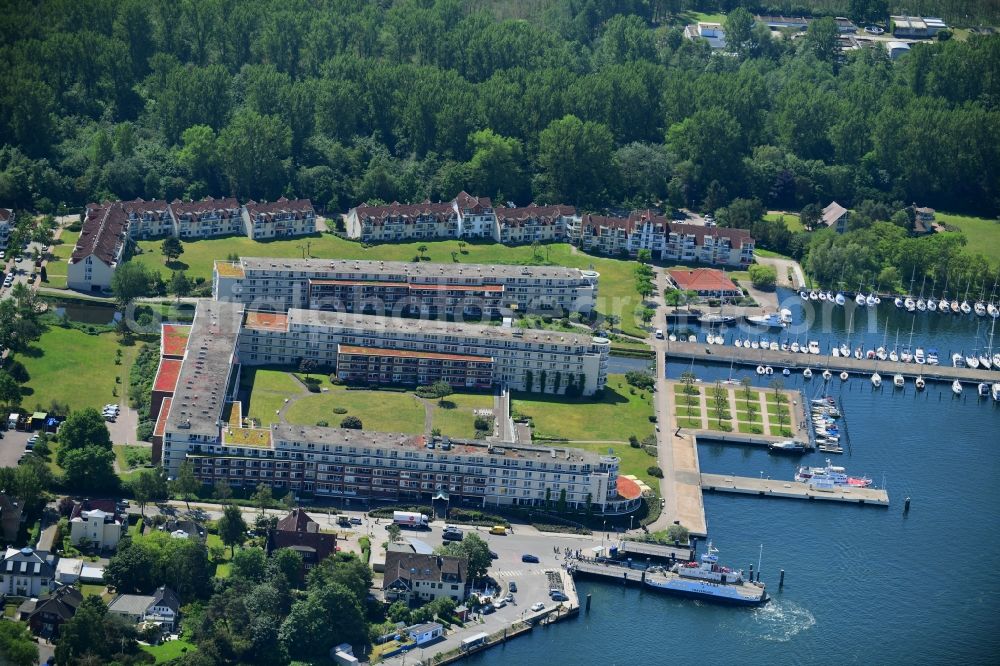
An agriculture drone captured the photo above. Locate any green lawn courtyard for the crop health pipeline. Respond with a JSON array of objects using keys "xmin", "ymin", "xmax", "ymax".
[
  {"xmin": 512, "ymin": 374, "xmax": 654, "ymax": 443},
  {"xmin": 242, "ymin": 367, "xmax": 496, "ymax": 437},
  {"xmin": 14, "ymin": 326, "xmax": 141, "ymax": 413},
  {"xmin": 43, "ymin": 229, "xmax": 78, "ymax": 289},
  {"xmin": 937, "ymin": 212, "xmax": 1000, "ymax": 268},
  {"xmin": 127, "ymin": 234, "xmax": 647, "ymax": 337},
  {"xmin": 671, "ymin": 381, "xmax": 796, "ymax": 438}
]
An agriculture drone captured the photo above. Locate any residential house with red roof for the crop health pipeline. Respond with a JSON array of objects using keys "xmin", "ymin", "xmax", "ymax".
[
  {"xmin": 243, "ymin": 197, "xmax": 316, "ymax": 240},
  {"xmin": 494, "ymin": 204, "xmax": 576, "ymax": 245},
  {"xmin": 453, "ymin": 191, "xmax": 496, "ymax": 239},
  {"xmin": 663, "ymin": 222, "xmax": 754, "ymax": 266},
  {"xmin": 121, "ymin": 198, "xmax": 173, "ymax": 239},
  {"xmin": 67, "ymin": 202, "xmax": 131, "ymax": 292},
  {"xmin": 346, "ymin": 201, "xmax": 459, "ymax": 243},
  {"xmin": 171, "ymin": 197, "xmax": 243, "ymax": 238},
  {"xmin": 268, "ymin": 508, "xmax": 337, "ymax": 570},
  {"xmin": 667, "ymin": 268, "xmax": 742, "ymax": 299}
]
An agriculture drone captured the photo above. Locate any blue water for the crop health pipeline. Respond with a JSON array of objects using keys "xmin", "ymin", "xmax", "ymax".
[{"xmin": 472, "ymin": 299, "xmax": 1000, "ymax": 665}]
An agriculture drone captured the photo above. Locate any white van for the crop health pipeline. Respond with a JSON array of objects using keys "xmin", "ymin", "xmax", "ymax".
[{"xmin": 654, "ymin": 329, "xmax": 664, "ymax": 339}]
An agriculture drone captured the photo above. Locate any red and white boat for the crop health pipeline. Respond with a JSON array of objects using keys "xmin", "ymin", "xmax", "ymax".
[{"xmin": 795, "ymin": 459, "xmax": 872, "ymax": 489}]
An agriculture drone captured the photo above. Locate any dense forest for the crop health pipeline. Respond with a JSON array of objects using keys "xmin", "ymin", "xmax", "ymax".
[{"xmin": 0, "ymin": 0, "xmax": 998, "ymax": 220}]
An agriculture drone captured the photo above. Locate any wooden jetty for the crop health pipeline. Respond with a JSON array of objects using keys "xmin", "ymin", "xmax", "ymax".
[
  {"xmin": 570, "ymin": 559, "xmax": 648, "ymax": 584},
  {"xmin": 664, "ymin": 340, "xmax": 999, "ymax": 383},
  {"xmin": 618, "ymin": 540, "xmax": 695, "ymax": 562},
  {"xmin": 689, "ymin": 431, "xmax": 813, "ymax": 450},
  {"xmin": 701, "ymin": 473, "xmax": 889, "ymax": 505}
]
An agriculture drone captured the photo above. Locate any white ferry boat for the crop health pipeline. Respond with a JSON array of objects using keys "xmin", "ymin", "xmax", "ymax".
[
  {"xmin": 643, "ymin": 544, "xmax": 768, "ymax": 606},
  {"xmin": 795, "ymin": 459, "xmax": 872, "ymax": 488}
]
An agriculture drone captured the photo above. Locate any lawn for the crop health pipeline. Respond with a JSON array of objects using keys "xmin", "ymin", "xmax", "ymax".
[
  {"xmin": 132, "ymin": 235, "xmax": 646, "ymax": 336},
  {"xmin": 215, "ymin": 562, "xmax": 232, "ymax": 578},
  {"xmin": 141, "ymin": 636, "xmax": 198, "ymax": 664},
  {"xmin": 764, "ymin": 212, "xmax": 804, "ymax": 233},
  {"xmin": 79, "ymin": 583, "xmax": 113, "ymax": 601},
  {"xmin": 513, "ymin": 374, "xmax": 654, "ymax": 442},
  {"xmin": 937, "ymin": 212, "xmax": 1000, "ymax": 267},
  {"xmin": 430, "ymin": 392, "xmax": 495, "ymax": 439},
  {"xmin": 241, "ymin": 367, "xmax": 305, "ymax": 426},
  {"xmin": 565, "ymin": 440, "xmax": 660, "ymax": 488},
  {"xmin": 284, "ymin": 387, "xmax": 426, "ymax": 433},
  {"xmin": 114, "ymin": 444, "xmax": 152, "ymax": 483},
  {"xmin": 43, "ymin": 229, "xmax": 79, "ymax": 289},
  {"xmin": 14, "ymin": 326, "xmax": 140, "ymax": 414}
]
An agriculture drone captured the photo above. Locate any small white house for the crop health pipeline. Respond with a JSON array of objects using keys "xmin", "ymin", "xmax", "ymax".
[
  {"xmin": 108, "ymin": 586, "xmax": 181, "ymax": 631},
  {"xmin": 407, "ymin": 622, "xmax": 444, "ymax": 646},
  {"xmin": 0, "ymin": 547, "xmax": 55, "ymax": 597},
  {"xmin": 69, "ymin": 504, "xmax": 125, "ymax": 551}
]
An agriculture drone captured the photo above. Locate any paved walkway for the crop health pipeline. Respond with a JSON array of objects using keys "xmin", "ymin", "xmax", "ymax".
[{"xmin": 756, "ymin": 254, "xmax": 807, "ymax": 290}]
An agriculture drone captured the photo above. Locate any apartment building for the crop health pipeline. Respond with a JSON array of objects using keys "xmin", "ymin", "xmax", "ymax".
[
  {"xmin": 384, "ymin": 552, "xmax": 467, "ymax": 604},
  {"xmin": 662, "ymin": 223, "xmax": 754, "ymax": 267},
  {"xmin": 0, "ymin": 208, "xmax": 12, "ymax": 249},
  {"xmin": 453, "ymin": 191, "xmax": 496, "ymax": 239},
  {"xmin": 579, "ymin": 213, "xmax": 659, "ymax": 256},
  {"xmin": 121, "ymin": 198, "xmax": 173, "ymax": 239},
  {"xmin": 243, "ymin": 197, "xmax": 316, "ymax": 240},
  {"xmin": 67, "ymin": 202, "xmax": 131, "ymax": 291},
  {"xmin": 346, "ymin": 201, "xmax": 458, "ymax": 243},
  {"xmin": 213, "ymin": 257, "xmax": 599, "ymax": 317},
  {"xmin": 239, "ymin": 308, "xmax": 610, "ymax": 395},
  {"xmin": 494, "ymin": 205, "xmax": 576, "ymax": 245},
  {"xmin": 171, "ymin": 197, "xmax": 243, "ymax": 238},
  {"xmin": 182, "ymin": 424, "xmax": 638, "ymax": 514}
]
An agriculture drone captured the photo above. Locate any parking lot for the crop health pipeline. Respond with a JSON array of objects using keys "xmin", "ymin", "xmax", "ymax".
[{"xmin": 0, "ymin": 429, "xmax": 35, "ymax": 467}]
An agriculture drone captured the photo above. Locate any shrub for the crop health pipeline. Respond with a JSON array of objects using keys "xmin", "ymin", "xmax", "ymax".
[
  {"xmin": 341, "ymin": 416, "xmax": 363, "ymax": 429},
  {"xmin": 316, "ymin": 420, "xmax": 329, "ymax": 427},
  {"xmin": 628, "ymin": 435, "xmax": 640, "ymax": 448},
  {"xmin": 625, "ymin": 371, "xmax": 655, "ymax": 391},
  {"xmin": 473, "ymin": 415, "xmax": 493, "ymax": 431},
  {"xmin": 332, "ymin": 407, "xmax": 348, "ymax": 414},
  {"xmin": 647, "ymin": 466, "xmax": 664, "ymax": 478},
  {"xmin": 136, "ymin": 421, "xmax": 154, "ymax": 441}
]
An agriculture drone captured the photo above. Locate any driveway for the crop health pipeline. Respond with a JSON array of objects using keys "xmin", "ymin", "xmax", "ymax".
[
  {"xmin": 756, "ymin": 255, "xmax": 806, "ymax": 290},
  {"xmin": 0, "ymin": 429, "xmax": 32, "ymax": 467}
]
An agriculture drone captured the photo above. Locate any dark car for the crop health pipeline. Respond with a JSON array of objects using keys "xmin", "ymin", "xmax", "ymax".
[
  {"xmin": 488, "ymin": 550, "xmax": 498, "ymax": 559},
  {"xmin": 349, "ymin": 517, "xmax": 362, "ymax": 525},
  {"xmin": 442, "ymin": 529, "xmax": 463, "ymax": 541},
  {"xmin": 481, "ymin": 603, "xmax": 495, "ymax": 615},
  {"xmin": 550, "ymin": 590, "xmax": 569, "ymax": 601},
  {"xmin": 509, "ymin": 582, "xmax": 517, "ymax": 593},
  {"xmin": 521, "ymin": 554, "xmax": 539, "ymax": 563}
]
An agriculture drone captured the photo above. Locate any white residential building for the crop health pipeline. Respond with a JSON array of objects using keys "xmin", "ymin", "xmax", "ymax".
[
  {"xmin": 68, "ymin": 501, "xmax": 126, "ymax": 551},
  {"xmin": 67, "ymin": 202, "xmax": 130, "ymax": 292},
  {"xmin": 0, "ymin": 208, "xmax": 14, "ymax": 249},
  {"xmin": 0, "ymin": 547, "xmax": 55, "ymax": 598},
  {"xmin": 122, "ymin": 199, "xmax": 173, "ymax": 239},
  {"xmin": 171, "ymin": 197, "xmax": 243, "ymax": 238},
  {"xmin": 108, "ymin": 586, "xmax": 181, "ymax": 631},
  {"xmin": 243, "ymin": 198, "xmax": 316, "ymax": 240}
]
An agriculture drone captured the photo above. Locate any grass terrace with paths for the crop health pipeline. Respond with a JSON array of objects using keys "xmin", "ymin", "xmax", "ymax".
[
  {"xmin": 14, "ymin": 326, "xmax": 141, "ymax": 413},
  {"xmin": 283, "ymin": 384, "xmax": 426, "ymax": 434},
  {"xmin": 512, "ymin": 374, "xmax": 654, "ymax": 443},
  {"xmin": 44, "ymin": 229, "xmax": 79, "ymax": 289},
  {"xmin": 131, "ymin": 235, "xmax": 647, "ymax": 336},
  {"xmin": 429, "ymin": 392, "xmax": 496, "ymax": 439}
]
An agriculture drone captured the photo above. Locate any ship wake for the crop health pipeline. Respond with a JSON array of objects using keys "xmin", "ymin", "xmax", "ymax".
[{"xmin": 746, "ymin": 600, "xmax": 816, "ymax": 642}]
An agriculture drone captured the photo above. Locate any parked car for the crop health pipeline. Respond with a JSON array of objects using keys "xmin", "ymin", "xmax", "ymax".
[
  {"xmin": 337, "ymin": 516, "xmax": 351, "ymax": 527},
  {"xmin": 488, "ymin": 550, "xmax": 498, "ymax": 559},
  {"xmin": 481, "ymin": 603, "xmax": 495, "ymax": 614},
  {"xmin": 494, "ymin": 599, "xmax": 506, "ymax": 609},
  {"xmin": 521, "ymin": 554, "xmax": 539, "ymax": 563},
  {"xmin": 508, "ymin": 582, "xmax": 517, "ymax": 593},
  {"xmin": 349, "ymin": 516, "xmax": 362, "ymax": 525},
  {"xmin": 504, "ymin": 593, "xmax": 514, "ymax": 603},
  {"xmin": 530, "ymin": 602, "xmax": 545, "ymax": 612},
  {"xmin": 443, "ymin": 529, "xmax": 463, "ymax": 541},
  {"xmin": 550, "ymin": 590, "xmax": 569, "ymax": 601}
]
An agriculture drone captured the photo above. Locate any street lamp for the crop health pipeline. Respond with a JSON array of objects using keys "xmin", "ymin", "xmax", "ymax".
[{"xmin": 629, "ymin": 515, "xmax": 634, "ymax": 531}]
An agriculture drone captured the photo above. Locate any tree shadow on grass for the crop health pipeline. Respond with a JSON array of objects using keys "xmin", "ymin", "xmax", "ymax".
[
  {"xmin": 17, "ymin": 344, "xmax": 44, "ymax": 358},
  {"xmin": 165, "ymin": 260, "xmax": 190, "ymax": 271}
]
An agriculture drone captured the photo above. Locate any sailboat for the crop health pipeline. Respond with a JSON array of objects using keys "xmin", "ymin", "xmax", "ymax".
[
  {"xmin": 915, "ymin": 274, "xmax": 927, "ymax": 312},
  {"xmin": 835, "ymin": 292, "xmax": 846, "ymax": 306},
  {"xmin": 952, "ymin": 380, "xmax": 962, "ymax": 395},
  {"xmin": 871, "ymin": 371, "xmax": 882, "ymax": 388},
  {"xmin": 927, "ymin": 277, "xmax": 938, "ymax": 311},
  {"xmin": 915, "ymin": 376, "xmax": 926, "ymax": 391},
  {"xmin": 893, "ymin": 373, "xmax": 905, "ymax": 389},
  {"xmin": 855, "ymin": 277, "xmax": 867, "ymax": 306},
  {"xmin": 901, "ymin": 317, "xmax": 915, "ymax": 363},
  {"xmin": 904, "ymin": 267, "xmax": 916, "ymax": 312},
  {"xmin": 960, "ymin": 280, "xmax": 972, "ymax": 315},
  {"xmin": 875, "ymin": 318, "xmax": 888, "ymax": 361},
  {"xmin": 939, "ymin": 274, "xmax": 950, "ymax": 315},
  {"xmin": 889, "ymin": 328, "xmax": 900, "ymax": 363},
  {"xmin": 974, "ymin": 280, "xmax": 987, "ymax": 316},
  {"xmin": 967, "ymin": 321, "xmax": 982, "ymax": 368},
  {"xmin": 984, "ymin": 315, "xmax": 997, "ymax": 370},
  {"xmin": 978, "ymin": 382, "xmax": 990, "ymax": 398}
]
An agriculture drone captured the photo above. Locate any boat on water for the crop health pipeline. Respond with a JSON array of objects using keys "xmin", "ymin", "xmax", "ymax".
[
  {"xmin": 916, "ymin": 376, "xmax": 926, "ymax": 391},
  {"xmin": 822, "ymin": 369, "xmax": 832, "ymax": 380},
  {"xmin": 839, "ymin": 343, "xmax": 850, "ymax": 357},
  {"xmin": 993, "ymin": 383, "xmax": 1000, "ymax": 402},
  {"xmin": 889, "ymin": 349, "xmax": 899, "ymax": 362},
  {"xmin": 893, "ymin": 374, "xmax": 905, "ymax": 388},
  {"xmin": 952, "ymin": 353, "xmax": 965, "ymax": 368},
  {"xmin": 642, "ymin": 544, "xmax": 768, "ymax": 606},
  {"xmin": 979, "ymin": 354, "xmax": 992, "ymax": 370},
  {"xmin": 966, "ymin": 354, "xmax": 980, "ymax": 369},
  {"xmin": 668, "ymin": 334, "xmax": 677, "ymax": 342},
  {"xmin": 840, "ymin": 371, "xmax": 850, "ymax": 381},
  {"xmin": 803, "ymin": 368, "xmax": 813, "ymax": 379},
  {"xmin": 795, "ymin": 459, "xmax": 872, "ymax": 488},
  {"xmin": 916, "ymin": 299, "xmax": 926, "ymax": 312},
  {"xmin": 978, "ymin": 383, "xmax": 990, "ymax": 398},
  {"xmin": 734, "ymin": 338, "xmax": 743, "ymax": 348},
  {"xmin": 951, "ymin": 300, "xmax": 960, "ymax": 313},
  {"xmin": 791, "ymin": 341, "xmax": 800, "ymax": 353},
  {"xmin": 698, "ymin": 313, "xmax": 737, "ymax": 325},
  {"xmin": 687, "ymin": 335, "xmax": 696, "ymax": 342},
  {"xmin": 928, "ymin": 298, "xmax": 938, "ymax": 312},
  {"xmin": 871, "ymin": 372, "xmax": 881, "ymax": 388},
  {"xmin": 914, "ymin": 348, "xmax": 925, "ymax": 364},
  {"xmin": 926, "ymin": 349, "xmax": 939, "ymax": 365},
  {"xmin": 782, "ymin": 367, "xmax": 790, "ymax": 376},
  {"xmin": 975, "ymin": 302, "xmax": 987, "ymax": 316},
  {"xmin": 768, "ymin": 440, "xmax": 806, "ymax": 455},
  {"xmin": 855, "ymin": 293, "xmax": 867, "ymax": 306},
  {"xmin": 876, "ymin": 347, "xmax": 887, "ymax": 361},
  {"xmin": 853, "ymin": 347, "xmax": 863, "ymax": 360},
  {"xmin": 961, "ymin": 301, "xmax": 972, "ymax": 315},
  {"xmin": 746, "ymin": 313, "xmax": 787, "ymax": 329},
  {"xmin": 894, "ymin": 297, "xmax": 903, "ymax": 308},
  {"xmin": 808, "ymin": 341, "xmax": 821, "ymax": 354},
  {"xmin": 799, "ymin": 290, "xmax": 809, "ymax": 300},
  {"xmin": 952, "ymin": 380, "xmax": 963, "ymax": 396},
  {"xmin": 750, "ymin": 340, "xmax": 760, "ymax": 349},
  {"xmin": 835, "ymin": 293, "xmax": 846, "ymax": 306},
  {"xmin": 901, "ymin": 347, "xmax": 913, "ymax": 363},
  {"xmin": 831, "ymin": 347, "xmax": 840, "ymax": 358},
  {"xmin": 809, "ymin": 291, "xmax": 819, "ymax": 301},
  {"xmin": 818, "ymin": 291, "xmax": 827, "ymax": 301},
  {"xmin": 756, "ymin": 365, "xmax": 766, "ymax": 375},
  {"xmin": 904, "ymin": 297, "xmax": 916, "ymax": 311},
  {"xmin": 989, "ymin": 304, "xmax": 999, "ymax": 318}
]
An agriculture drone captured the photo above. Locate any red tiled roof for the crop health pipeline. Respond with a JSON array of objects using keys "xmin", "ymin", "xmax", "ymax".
[
  {"xmin": 495, "ymin": 204, "xmax": 576, "ymax": 226},
  {"xmin": 71, "ymin": 203, "xmax": 128, "ymax": 265},
  {"xmin": 668, "ymin": 268, "xmax": 740, "ymax": 293},
  {"xmin": 454, "ymin": 191, "xmax": 493, "ymax": 213},
  {"xmin": 121, "ymin": 198, "xmax": 170, "ymax": 216},
  {"xmin": 668, "ymin": 221, "xmax": 753, "ymax": 245},
  {"xmin": 153, "ymin": 358, "xmax": 183, "ymax": 393},
  {"xmin": 616, "ymin": 476, "xmax": 643, "ymax": 501},
  {"xmin": 0, "ymin": 208, "xmax": 12, "ymax": 222},
  {"xmin": 162, "ymin": 324, "xmax": 191, "ymax": 358},
  {"xmin": 170, "ymin": 196, "xmax": 240, "ymax": 219},
  {"xmin": 581, "ymin": 210, "xmax": 670, "ymax": 235},
  {"xmin": 154, "ymin": 398, "xmax": 172, "ymax": 438},
  {"xmin": 338, "ymin": 345, "xmax": 494, "ymax": 363},
  {"xmin": 244, "ymin": 197, "xmax": 314, "ymax": 220},
  {"xmin": 354, "ymin": 201, "xmax": 456, "ymax": 222}
]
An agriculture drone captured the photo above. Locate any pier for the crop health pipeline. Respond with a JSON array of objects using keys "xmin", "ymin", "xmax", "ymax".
[
  {"xmin": 619, "ymin": 540, "xmax": 695, "ymax": 562},
  {"xmin": 664, "ymin": 340, "xmax": 1000, "ymax": 383},
  {"xmin": 569, "ymin": 559, "xmax": 649, "ymax": 584},
  {"xmin": 701, "ymin": 473, "xmax": 890, "ymax": 505}
]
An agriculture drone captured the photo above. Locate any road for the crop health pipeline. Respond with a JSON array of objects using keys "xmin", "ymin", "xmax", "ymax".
[{"xmin": 1, "ymin": 241, "xmax": 47, "ymax": 300}]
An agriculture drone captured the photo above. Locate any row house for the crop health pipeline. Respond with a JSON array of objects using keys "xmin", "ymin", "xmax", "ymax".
[
  {"xmin": 121, "ymin": 199, "xmax": 173, "ymax": 239},
  {"xmin": 243, "ymin": 198, "xmax": 316, "ymax": 240},
  {"xmin": 453, "ymin": 191, "xmax": 495, "ymax": 239},
  {"xmin": 172, "ymin": 197, "xmax": 243, "ymax": 238},
  {"xmin": 213, "ymin": 257, "xmax": 599, "ymax": 316},
  {"xmin": 663, "ymin": 223, "xmax": 754, "ymax": 267},
  {"xmin": 494, "ymin": 205, "xmax": 576, "ymax": 245},
  {"xmin": 335, "ymin": 345, "xmax": 496, "ymax": 390},
  {"xmin": 579, "ymin": 213, "xmax": 634, "ymax": 256},
  {"xmin": 67, "ymin": 202, "xmax": 130, "ymax": 291},
  {"xmin": 0, "ymin": 208, "xmax": 14, "ymax": 249},
  {"xmin": 346, "ymin": 202, "xmax": 458, "ymax": 243}
]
